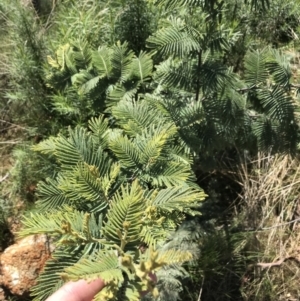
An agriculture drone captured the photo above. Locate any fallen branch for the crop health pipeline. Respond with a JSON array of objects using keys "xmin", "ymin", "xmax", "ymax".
[
  {"xmin": 257, "ymin": 256, "xmax": 300, "ymax": 270},
  {"xmin": 257, "ymin": 258, "xmax": 285, "ymax": 269}
]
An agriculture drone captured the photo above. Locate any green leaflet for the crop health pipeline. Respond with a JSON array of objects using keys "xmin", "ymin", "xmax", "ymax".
[
  {"xmin": 62, "ymin": 251, "xmax": 123, "ymax": 283},
  {"xmin": 147, "ymin": 21, "xmax": 200, "ymax": 58},
  {"xmin": 19, "ymin": 206, "xmax": 102, "ymax": 244},
  {"xmin": 151, "ymin": 186, "xmax": 206, "ymax": 214},
  {"xmin": 102, "ymin": 180, "xmax": 145, "ymax": 247},
  {"xmin": 31, "ymin": 249, "xmax": 82, "ymax": 301},
  {"xmin": 109, "ymin": 135, "xmax": 142, "ymax": 169},
  {"xmin": 244, "ymin": 49, "xmax": 269, "ymax": 86},
  {"xmin": 131, "ymin": 51, "xmax": 153, "ymax": 82},
  {"xmin": 35, "ymin": 177, "xmax": 71, "ymax": 210},
  {"xmin": 92, "ymin": 47, "xmax": 113, "ymax": 78}
]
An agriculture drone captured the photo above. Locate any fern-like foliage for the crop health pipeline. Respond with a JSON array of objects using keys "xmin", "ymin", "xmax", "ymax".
[
  {"xmin": 30, "ymin": 249, "xmax": 83, "ymax": 301},
  {"xmin": 244, "ymin": 48, "xmax": 298, "ymax": 153},
  {"xmin": 114, "ymin": 0, "xmax": 155, "ymax": 54},
  {"xmin": 44, "ymin": 3, "xmax": 299, "ymax": 158},
  {"xmin": 147, "ymin": 19, "xmax": 200, "ymax": 58},
  {"xmin": 141, "ymin": 218, "xmax": 205, "ymax": 301},
  {"xmin": 155, "ymin": 0, "xmax": 269, "ymax": 11},
  {"xmin": 46, "ymin": 41, "xmax": 154, "ymax": 116},
  {"xmin": 147, "ymin": 9, "xmax": 298, "ymax": 155},
  {"xmin": 20, "ymin": 109, "xmax": 206, "ymax": 300},
  {"xmin": 12, "ymin": 0, "xmax": 300, "ymax": 300}
]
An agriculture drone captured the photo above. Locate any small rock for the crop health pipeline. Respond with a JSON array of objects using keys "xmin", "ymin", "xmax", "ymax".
[{"xmin": 0, "ymin": 234, "xmax": 54, "ymax": 297}]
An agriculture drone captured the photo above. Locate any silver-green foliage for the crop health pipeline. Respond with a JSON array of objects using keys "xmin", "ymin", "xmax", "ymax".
[
  {"xmin": 13, "ymin": 1, "xmax": 300, "ymax": 299},
  {"xmin": 146, "ymin": 0, "xmax": 298, "ymax": 154},
  {"xmin": 19, "ymin": 99, "xmax": 206, "ymax": 301},
  {"xmin": 46, "ymin": 1, "xmax": 299, "ymax": 156}
]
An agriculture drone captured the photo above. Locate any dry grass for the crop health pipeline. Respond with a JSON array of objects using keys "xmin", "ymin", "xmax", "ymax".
[{"xmin": 234, "ymin": 153, "xmax": 300, "ymax": 301}]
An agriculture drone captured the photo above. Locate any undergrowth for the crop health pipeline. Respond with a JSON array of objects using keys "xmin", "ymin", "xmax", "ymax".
[
  {"xmin": 178, "ymin": 153, "xmax": 300, "ymax": 301},
  {"xmin": 235, "ymin": 153, "xmax": 300, "ymax": 301}
]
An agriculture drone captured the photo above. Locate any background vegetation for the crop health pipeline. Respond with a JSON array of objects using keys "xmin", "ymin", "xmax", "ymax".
[{"xmin": 1, "ymin": 0, "xmax": 300, "ymax": 300}]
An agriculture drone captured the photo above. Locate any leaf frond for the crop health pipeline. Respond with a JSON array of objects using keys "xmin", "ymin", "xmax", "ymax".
[
  {"xmin": 62, "ymin": 251, "xmax": 123, "ymax": 283},
  {"xmin": 102, "ymin": 181, "xmax": 145, "ymax": 247},
  {"xmin": 147, "ymin": 21, "xmax": 199, "ymax": 58}
]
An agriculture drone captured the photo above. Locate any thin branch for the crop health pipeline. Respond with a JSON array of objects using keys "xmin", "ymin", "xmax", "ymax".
[
  {"xmin": 197, "ymin": 276, "xmax": 205, "ymax": 301},
  {"xmin": 195, "ymin": 50, "xmax": 202, "ymax": 101},
  {"xmin": 236, "ymin": 84, "xmax": 259, "ymax": 93},
  {"xmin": 259, "ymin": 217, "xmax": 300, "ymax": 230},
  {"xmin": 0, "ymin": 173, "xmax": 9, "ymax": 183},
  {"xmin": 0, "ymin": 119, "xmax": 27, "ymax": 130},
  {"xmin": 256, "ymin": 256, "xmax": 300, "ymax": 270},
  {"xmin": 43, "ymin": 0, "xmax": 57, "ymax": 30},
  {"xmin": 0, "ymin": 140, "xmax": 21, "ymax": 144},
  {"xmin": 257, "ymin": 258, "xmax": 285, "ymax": 269},
  {"xmin": 236, "ymin": 216, "xmax": 300, "ymax": 233}
]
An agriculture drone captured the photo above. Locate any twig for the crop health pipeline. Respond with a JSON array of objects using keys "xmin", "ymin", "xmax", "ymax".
[
  {"xmin": 197, "ymin": 276, "xmax": 205, "ymax": 301},
  {"xmin": 0, "ymin": 173, "xmax": 9, "ymax": 183},
  {"xmin": 231, "ymin": 216, "xmax": 300, "ymax": 233},
  {"xmin": 257, "ymin": 258, "xmax": 285, "ymax": 269},
  {"xmin": 257, "ymin": 256, "xmax": 300, "ymax": 270},
  {"xmin": 236, "ymin": 84, "xmax": 259, "ymax": 93},
  {"xmin": 240, "ymin": 217, "xmax": 300, "ymax": 232},
  {"xmin": 0, "ymin": 140, "xmax": 21, "ymax": 144},
  {"xmin": 259, "ymin": 217, "xmax": 300, "ymax": 230},
  {"xmin": 43, "ymin": 0, "xmax": 57, "ymax": 30},
  {"xmin": 0, "ymin": 119, "xmax": 27, "ymax": 130}
]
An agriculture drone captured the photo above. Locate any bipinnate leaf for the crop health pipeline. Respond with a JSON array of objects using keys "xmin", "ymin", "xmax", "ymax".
[
  {"xmin": 144, "ymin": 160, "xmax": 194, "ymax": 187},
  {"xmin": 131, "ymin": 51, "xmax": 153, "ymax": 82},
  {"xmin": 151, "ymin": 186, "xmax": 206, "ymax": 215},
  {"xmin": 111, "ymin": 99, "xmax": 165, "ymax": 136},
  {"xmin": 32, "ymin": 136, "xmax": 58, "ymax": 155},
  {"xmin": 61, "ymin": 251, "xmax": 123, "ymax": 283},
  {"xmin": 89, "ymin": 115, "xmax": 110, "ymax": 148},
  {"xmin": 70, "ymin": 163, "xmax": 110, "ymax": 205},
  {"xmin": 137, "ymin": 125, "xmax": 174, "ymax": 166},
  {"xmin": 92, "ymin": 47, "xmax": 112, "ymax": 78},
  {"xmin": 35, "ymin": 177, "xmax": 71, "ymax": 210},
  {"xmin": 102, "ymin": 181, "xmax": 145, "ymax": 247},
  {"xmin": 266, "ymin": 49, "xmax": 292, "ymax": 88},
  {"xmin": 244, "ymin": 49, "xmax": 269, "ymax": 85},
  {"xmin": 140, "ymin": 224, "xmax": 170, "ymax": 247},
  {"xmin": 111, "ymin": 42, "xmax": 135, "ymax": 83},
  {"xmin": 31, "ymin": 250, "xmax": 81, "ymax": 301},
  {"xmin": 147, "ymin": 22, "xmax": 199, "ymax": 58},
  {"xmin": 54, "ymin": 127, "xmax": 96, "ymax": 168},
  {"xmin": 109, "ymin": 135, "xmax": 141, "ymax": 168},
  {"xmin": 19, "ymin": 207, "xmax": 101, "ymax": 244},
  {"xmin": 157, "ymin": 249, "xmax": 193, "ymax": 265}
]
